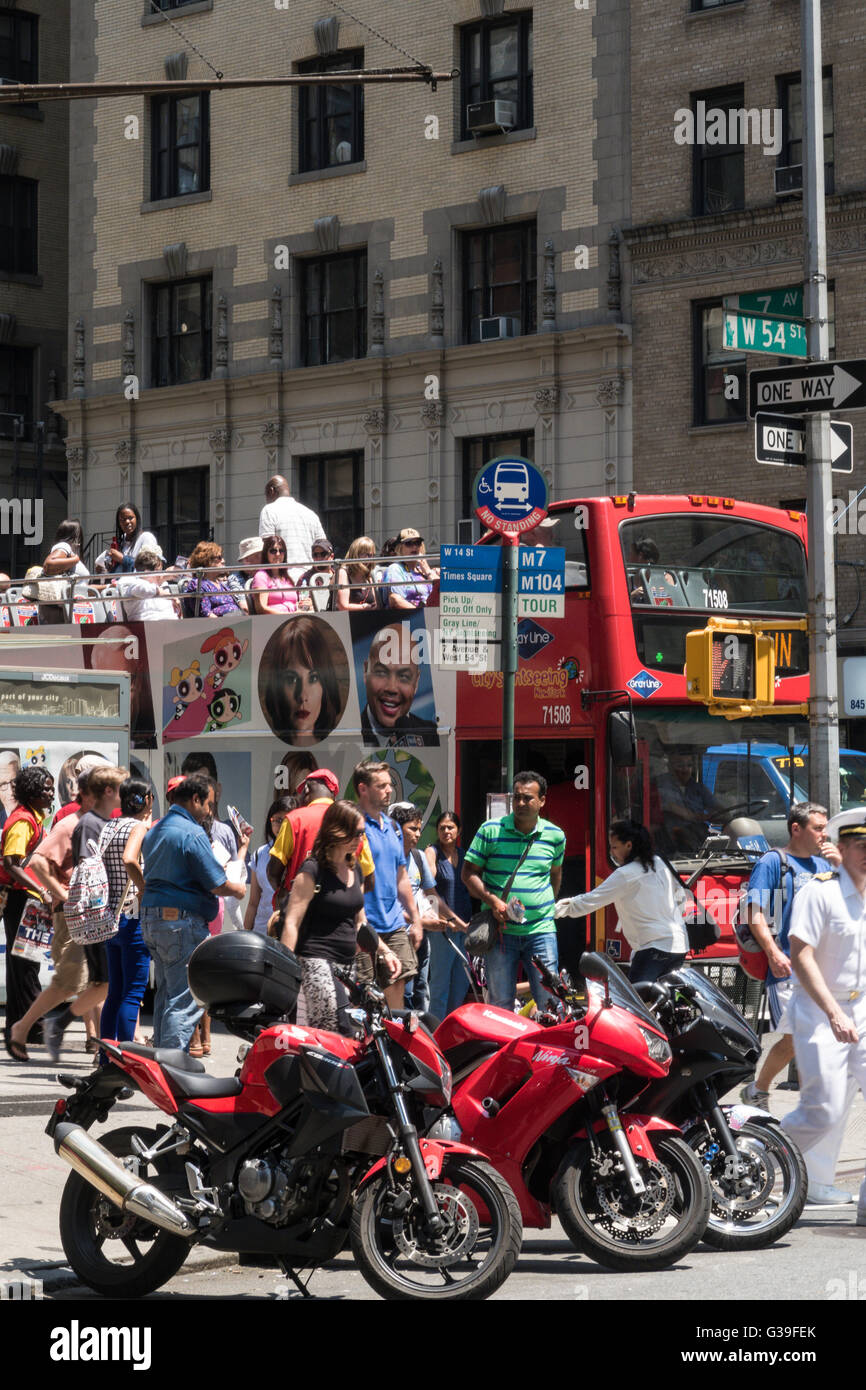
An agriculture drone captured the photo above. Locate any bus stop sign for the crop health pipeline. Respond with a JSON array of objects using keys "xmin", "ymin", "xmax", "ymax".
[{"xmin": 474, "ymin": 455, "xmax": 548, "ymax": 534}]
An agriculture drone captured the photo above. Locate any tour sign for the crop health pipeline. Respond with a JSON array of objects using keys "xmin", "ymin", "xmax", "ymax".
[
  {"xmin": 748, "ymin": 360, "xmax": 866, "ymax": 418},
  {"xmin": 755, "ymin": 413, "xmax": 853, "ymax": 472},
  {"xmin": 474, "ymin": 455, "xmax": 549, "ymax": 533}
]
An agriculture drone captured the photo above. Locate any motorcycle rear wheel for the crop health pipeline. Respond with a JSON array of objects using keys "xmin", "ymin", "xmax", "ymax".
[
  {"xmin": 59, "ymin": 1126, "xmax": 192, "ymax": 1299},
  {"xmin": 553, "ymin": 1135, "xmax": 711, "ymax": 1272},
  {"xmin": 688, "ymin": 1118, "xmax": 808, "ymax": 1251},
  {"xmin": 350, "ymin": 1157, "xmax": 521, "ymax": 1301}
]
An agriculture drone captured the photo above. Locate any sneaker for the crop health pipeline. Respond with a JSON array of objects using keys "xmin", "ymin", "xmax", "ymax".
[
  {"xmin": 740, "ymin": 1081, "xmax": 770, "ymax": 1108},
  {"xmin": 806, "ymin": 1183, "xmax": 855, "ymax": 1205},
  {"xmin": 42, "ymin": 1015, "xmax": 64, "ymax": 1065},
  {"xmin": 856, "ymin": 1208, "xmax": 866, "ymax": 1227}
]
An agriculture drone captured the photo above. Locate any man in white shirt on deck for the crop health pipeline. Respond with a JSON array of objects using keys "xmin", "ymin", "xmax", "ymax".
[
  {"xmin": 780, "ymin": 809, "xmax": 866, "ymax": 1218},
  {"xmin": 258, "ymin": 476, "xmax": 324, "ymax": 572}
]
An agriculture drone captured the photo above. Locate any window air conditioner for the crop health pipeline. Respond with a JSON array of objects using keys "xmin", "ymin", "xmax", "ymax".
[
  {"xmin": 775, "ymin": 165, "xmax": 803, "ymax": 197},
  {"xmin": 457, "ymin": 517, "xmax": 479, "ymax": 545},
  {"xmin": 479, "ymin": 316, "xmax": 520, "ymax": 341},
  {"xmin": 466, "ymin": 99, "xmax": 517, "ymax": 135}
]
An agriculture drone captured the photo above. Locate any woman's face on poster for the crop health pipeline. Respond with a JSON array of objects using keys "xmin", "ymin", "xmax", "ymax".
[{"xmin": 282, "ymin": 662, "xmax": 323, "ymax": 743}]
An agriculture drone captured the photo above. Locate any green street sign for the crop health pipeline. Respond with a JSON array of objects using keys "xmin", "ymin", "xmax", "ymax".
[
  {"xmin": 723, "ymin": 285, "xmax": 803, "ymax": 321},
  {"xmin": 722, "ymin": 310, "xmax": 807, "ymax": 358}
]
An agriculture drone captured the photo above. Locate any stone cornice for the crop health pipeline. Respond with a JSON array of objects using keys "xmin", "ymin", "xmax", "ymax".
[{"xmin": 625, "ymin": 193, "xmax": 866, "ymax": 285}]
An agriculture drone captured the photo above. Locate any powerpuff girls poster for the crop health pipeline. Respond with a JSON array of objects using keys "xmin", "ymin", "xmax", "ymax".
[{"xmin": 162, "ymin": 620, "xmax": 253, "ymax": 742}]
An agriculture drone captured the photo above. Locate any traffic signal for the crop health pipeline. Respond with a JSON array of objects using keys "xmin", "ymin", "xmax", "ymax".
[{"xmin": 685, "ymin": 626, "xmax": 774, "ymax": 707}]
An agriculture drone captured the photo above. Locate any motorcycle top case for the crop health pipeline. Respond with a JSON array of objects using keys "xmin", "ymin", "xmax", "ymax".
[{"xmin": 188, "ymin": 932, "xmax": 302, "ymax": 1013}]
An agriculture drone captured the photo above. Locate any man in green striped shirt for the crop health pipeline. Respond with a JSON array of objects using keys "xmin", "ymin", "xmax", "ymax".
[{"xmin": 462, "ymin": 771, "xmax": 565, "ymax": 1011}]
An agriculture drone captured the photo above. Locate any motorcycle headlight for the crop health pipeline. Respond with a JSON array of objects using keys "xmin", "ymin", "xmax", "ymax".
[
  {"xmin": 639, "ymin": 1026, "xmax": 671, "ymax": 1065},
  {"xmin": 439, "ymin": 1059, "xmax": 452, "ymax": 1105}
]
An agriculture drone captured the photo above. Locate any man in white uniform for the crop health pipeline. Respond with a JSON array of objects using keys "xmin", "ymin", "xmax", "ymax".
[
  {"xmin": 258, "ymin": 475, "xmax": 324, "ymax": 570},
  {"xmin": 781, "ymin": 810, "xmax": 866, "ymax": 1219}
]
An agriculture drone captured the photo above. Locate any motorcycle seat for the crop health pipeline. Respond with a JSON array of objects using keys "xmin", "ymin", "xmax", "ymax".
[
  {"xmin": 114, "ymin": 1041, "xmax": 207, "ymax": 1074},
  {"xmin": 160, "ymin": 1065, "xmax": 244, "ymax": 1101}
]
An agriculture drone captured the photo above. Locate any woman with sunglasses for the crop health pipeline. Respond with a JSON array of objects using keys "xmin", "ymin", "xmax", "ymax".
[
  {"xmin": 251, "ymin": 535, "xmax": 299, "ymax": 614},
  {"xmin": 297, "ymin": 537, "xmax": 337, "ymax": 613},
  {"xmin": 280, "ymin": 799, "xmax": 400, "ymax": 1029},
  {"xmin": 243, "ymin": 795, "xmax": 295, "ymax": 936},
  {"xmin": 180, "ymin": 541, "xmax": 245, "ymax": 619}
]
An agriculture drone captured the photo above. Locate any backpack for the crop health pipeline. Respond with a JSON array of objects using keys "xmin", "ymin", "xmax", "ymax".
[
  {"xmin": 733, "ymin": 849, "xmax": 794, "ymax": 981},
  {"xmin": 64, "ymin": 835, "xmax": 116, "ymax": 944}
]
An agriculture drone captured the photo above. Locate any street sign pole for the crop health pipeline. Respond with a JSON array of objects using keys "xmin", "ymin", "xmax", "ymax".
[
  {"xmin": 501, "ymin": 533, "xmax": 519, "ymax": 793},
  {"xmin": 802, "ymin": 0, "xmax": 840, "ymax": 814}
]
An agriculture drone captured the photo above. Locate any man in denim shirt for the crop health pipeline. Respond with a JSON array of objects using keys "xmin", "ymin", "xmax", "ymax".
[{"xmin": 141, "ymin": 774, "xmax": 249, "ymax": 1050}]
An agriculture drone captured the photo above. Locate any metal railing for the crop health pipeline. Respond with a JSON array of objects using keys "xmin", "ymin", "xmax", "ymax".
[{"xmin": 0, "ymin": 550, "xmax": 441, "ymax": 624}]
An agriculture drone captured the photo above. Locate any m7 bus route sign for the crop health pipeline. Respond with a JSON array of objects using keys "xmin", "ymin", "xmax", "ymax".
[{"xmin": 474, "ymin": 455, "xmax": 549, "ymax": 533}]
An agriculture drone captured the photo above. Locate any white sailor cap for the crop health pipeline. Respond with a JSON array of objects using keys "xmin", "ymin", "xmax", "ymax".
[{"xmin": 825, "ymin": 808, "xmax": 866, "ymax": 842}]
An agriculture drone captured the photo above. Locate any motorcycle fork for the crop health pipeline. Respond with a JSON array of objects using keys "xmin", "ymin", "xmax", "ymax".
[
  {"xmin": 371, "ymin": 1029, "xmax": 444, "ymax": 1234},
  {"xmin": 600, "ymin": 1097, "xmax": 647, "ymax": 1197},
  {"xmin": 694, "ymin": 1081, "xmax": 741, "ymax": 1170}
]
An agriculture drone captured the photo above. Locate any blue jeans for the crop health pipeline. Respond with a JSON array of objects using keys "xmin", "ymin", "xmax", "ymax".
[
  {"xmin": 629, "ymin": 948, "xmax": 685, "ymax": 986},
  {"xmin": 140, "ymin": 913, "xmax": 209, "ymax": 1051},
  {"xmin": 100, "ymin": 914, "xmax": 151, "ymax": 1043},
  {"xmin": 429, "ymin": 929, "xmax": 471, "ymax": 1019},
  {"xmin": 403, "ymin": 932, "xmax": 430, "ymax": 1013},
  {"xmin": 484, "ymin": 930, "xmax": 559, "ymax": 1012}
]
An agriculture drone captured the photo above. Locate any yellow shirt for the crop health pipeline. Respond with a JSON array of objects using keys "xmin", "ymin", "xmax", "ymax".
[
  {"xmin": 1, "ymin": 808, "xmax": 46, "ymax": 896},
  {"xmin": 270, "ymin": 799, "xmax": 374, "ymax": 878}
]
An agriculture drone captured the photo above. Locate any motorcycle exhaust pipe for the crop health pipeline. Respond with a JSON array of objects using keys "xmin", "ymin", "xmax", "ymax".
[{"xmin": 53, "ymin": 1122, "xmax": 196, "ymax": 1238}]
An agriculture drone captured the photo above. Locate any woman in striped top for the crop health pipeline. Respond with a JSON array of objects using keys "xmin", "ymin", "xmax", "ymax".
[{"xmin": 98, "ymin": 778, "xmax": 153, "ymax": 1044}]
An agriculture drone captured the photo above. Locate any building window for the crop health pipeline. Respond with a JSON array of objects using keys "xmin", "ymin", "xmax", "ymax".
[
  {"xmin": 301, "ymin": 250, "xmax": 367, "ymax": 367},
  {"xmin": 151, "ymin": 92, "xmax": 210, "ymax": 200},
  {"xmin": 0, "ymin": 176, "xmax": 37, "ymax": 275},
  {"xmin": 461, "ymin": 433, "xmax": 534, "ymax": 527},
  {"xmin": 0, "ymin": 8, "xmax": 37, "ymax": 84},
  {"xmin": 150, "ymin": 277, "xmax": 212, "ymax": 386},
  {"xmin": 460, "ymin": 11, "xmax": 533, "ymax": 138},
  {"xmin": 297, "ymin": 451, "xmax": 364, "ymax": 557},
  {"xmin": 693, "ymin": 301, "xmax": 746, "ymax": 426},
  {"xmin": 148, "ymin": 0, "xmax": 202, "ymax": 10},
  {"xmin": 463, "ymin": 222, "xmax": 536, "ymax": 343},
  {"xmin": 0, "ymin": 346, "xmax": 32, "ymax": 441},
  {"xmin": 149, "ymin": 467, "xmax": 210, "ymax": 563},
  {"xmin": 690, "ymin": 0, "xmax": 741, "ymax": 9},
  {"xmin": 297, "ymin": 50, "xmax": 364, "ymax": 173},
  {"xmin": 778, "ymin": 71, "xmax": 833, "ymax": 194},
  {"xmin": 692, "ymin": 85, "xmax": 745, "ymax": 216}
]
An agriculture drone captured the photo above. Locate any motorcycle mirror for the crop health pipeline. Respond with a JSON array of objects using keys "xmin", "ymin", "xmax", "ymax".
[{"xmin": 357, "ymin": 922, "xmax": 380, "ymax": 959}]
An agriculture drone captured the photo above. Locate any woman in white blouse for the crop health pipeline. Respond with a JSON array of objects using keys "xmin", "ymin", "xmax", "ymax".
[{"xmin": 555, "ymin": 818, "xmax": 689, "ymax": 985}]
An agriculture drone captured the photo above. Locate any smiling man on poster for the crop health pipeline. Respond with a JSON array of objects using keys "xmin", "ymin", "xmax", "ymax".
[{"xmin": 360, "ymin": 621, "xmax": 438, "ymax": 748}]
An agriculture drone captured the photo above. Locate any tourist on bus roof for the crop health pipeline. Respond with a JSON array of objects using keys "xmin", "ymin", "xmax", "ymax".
[{"xmin": 258, "ymin": 475, "xmax": 324, "ymax": 570}]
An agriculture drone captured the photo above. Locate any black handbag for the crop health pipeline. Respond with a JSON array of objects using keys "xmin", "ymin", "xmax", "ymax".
[
  {"xmin": 464, "ymin": 835, "xmax": 537, "ymax": 956},
  {"xmin": 656, "ymin": 849, "xmax": 720, "ymax": 953}
]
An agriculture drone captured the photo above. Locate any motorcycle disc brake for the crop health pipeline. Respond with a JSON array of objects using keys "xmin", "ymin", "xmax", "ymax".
[
  {"xmin": 95, "ymin": 1197, "xmax": 142, "ymax": 1242},
  {"xmin": 595, "ymin": 1160, "xmax": 674, "ymax": 1240},
  {"xmin": 711, "ymin": 1138, "xmax": 774, "ymax": 1218},
  {"xmin": 392, "ymin": 1184, "xmax": 480, "ymax": 1267}
]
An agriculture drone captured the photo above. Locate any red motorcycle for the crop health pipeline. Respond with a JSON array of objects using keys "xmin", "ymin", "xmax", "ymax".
[
  {"xmin": 426, "ymin": 951, "xmax": 711, "ymax": 1271},
  {"xmin": 46, "ymin": 932, "xmax": 521, "ymax": 1301}
]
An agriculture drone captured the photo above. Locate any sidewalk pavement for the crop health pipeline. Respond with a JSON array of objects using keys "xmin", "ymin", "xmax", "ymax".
[{"xmin": 1, "ymin": 1014, "xmax": 863, "ymax": 1291}]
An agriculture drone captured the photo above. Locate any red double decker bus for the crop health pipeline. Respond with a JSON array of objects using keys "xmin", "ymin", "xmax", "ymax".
[{"xmin": 457, "ymin": 492, "xmax": 811, "ymax": 976}]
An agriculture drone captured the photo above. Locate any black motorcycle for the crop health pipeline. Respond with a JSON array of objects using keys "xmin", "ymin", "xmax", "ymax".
[{"xmin": 627, "ymin": 967, "xmax": 808, "ymax": 1250}]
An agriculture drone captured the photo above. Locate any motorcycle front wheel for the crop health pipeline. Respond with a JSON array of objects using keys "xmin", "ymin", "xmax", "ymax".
[
  {"xmin": 687, "ymin": 1118, "xmax": 808, "ymax": 1250},
  {"xmin": 59, "ymin": 1126, "xmax": 192, "ymax": 1299},
  {"xmin": 552, "ymin": 1135, "xmax": 711, "ymax": 1271},
  {"xmin": 350, "ymin": 1157, "xmax": 522, "ymax": 1301}
]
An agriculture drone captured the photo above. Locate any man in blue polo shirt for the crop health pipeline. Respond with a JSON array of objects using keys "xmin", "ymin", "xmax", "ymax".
[
  {"xmin": 352, "ymin": 760, "xmax": 422, "ymax": 1009},
  {"xmin": 141, "ymin": 774, "xmax": 249, "ymax": 1050}
]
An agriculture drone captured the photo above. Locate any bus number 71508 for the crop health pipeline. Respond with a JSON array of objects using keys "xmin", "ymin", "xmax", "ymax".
[{"xmin": 702, "ymin": 588, "xmax": 729, "ymax": 609}]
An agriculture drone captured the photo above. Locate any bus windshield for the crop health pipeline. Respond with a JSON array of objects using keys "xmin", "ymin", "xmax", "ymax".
[
  {"xmin": 609, "ymin": 708, "xmax": 813, "ymax": 857},
  {"xmin": 620, "ymin": 515, "xmax": 807, "ymax": 616}
]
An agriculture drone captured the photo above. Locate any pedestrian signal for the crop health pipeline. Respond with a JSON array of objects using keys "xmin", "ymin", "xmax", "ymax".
[{"xmin": 685, "ymin": 626, "xmax": 774, "ymax": 708}]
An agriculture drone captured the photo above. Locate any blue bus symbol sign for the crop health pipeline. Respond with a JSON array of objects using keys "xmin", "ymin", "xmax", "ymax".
[{"xmin": 474, "ymin": 455, "xmax": 548, "ymax": 534}]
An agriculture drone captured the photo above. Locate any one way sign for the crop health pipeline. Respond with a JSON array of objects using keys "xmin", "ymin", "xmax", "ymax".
[
  {"xmin": 755, "ymin": 413, "xmax": 853, "ymax": 472},
  {"xmin": 749, "ymin": 359, "xmax": 866, "ymax": 417}
]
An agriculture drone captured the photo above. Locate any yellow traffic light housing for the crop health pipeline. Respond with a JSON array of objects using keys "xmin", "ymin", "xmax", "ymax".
[{"xmin": 685, "ymin": 618, "xmax": 807, "ymax": 717}]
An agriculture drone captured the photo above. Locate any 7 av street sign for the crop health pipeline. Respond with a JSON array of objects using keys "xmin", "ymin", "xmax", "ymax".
[
  {"xmin": 748, "ymin": 360, "xmax": 866, "ymax": 417},
  {"xmin": 755, "ymin": 412, "xmax": 853, "ymax": 472},
  {"xmin": 724, "ymin": 286, "xmax": 803, "ymax": 320}
]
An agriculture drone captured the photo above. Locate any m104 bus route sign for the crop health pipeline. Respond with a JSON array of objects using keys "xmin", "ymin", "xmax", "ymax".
[
  {"xmin": 474, "ymin": 455, "xmax": 549, "ymax": 533},
  {"xmin": 748, "ymin": 360, "xmax": 866, "ymax": 417}
]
